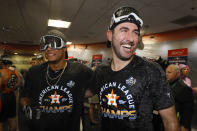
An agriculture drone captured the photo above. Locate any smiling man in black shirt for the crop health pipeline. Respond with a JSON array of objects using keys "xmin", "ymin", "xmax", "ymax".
[
  {"xmin": 20, "ymin": 30, "xmax": 93, "ymax": 131},
  {"xmin": 92, "ymin": 6, "xmax": 180, "ymax": 131}
]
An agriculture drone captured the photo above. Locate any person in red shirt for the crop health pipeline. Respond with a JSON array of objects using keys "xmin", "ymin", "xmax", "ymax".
[{"xmin": 0, "ymin": 59, "xmax": 20, "ymax": 131}]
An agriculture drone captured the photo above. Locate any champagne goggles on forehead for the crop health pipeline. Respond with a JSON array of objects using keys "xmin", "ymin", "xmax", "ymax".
[
  {"xmin": 110, "ymin": 7, "xmax": 143, "ymax": 29},
  {"xmin": 40, "ymin": 35, "xmax": 65, "ymax": 51}
]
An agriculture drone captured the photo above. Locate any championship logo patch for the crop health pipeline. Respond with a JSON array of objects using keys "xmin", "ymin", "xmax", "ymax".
[
  {"xmin": 126, "ymin": 76, "xmax": 136, "ymax": 86},
  {"xmin": 67, "ymin": 80, "xmax": 75, "ymax": 88},
  {"xmin": 166, "ymin": 92, "xmax": 171, "ymax": 99}
]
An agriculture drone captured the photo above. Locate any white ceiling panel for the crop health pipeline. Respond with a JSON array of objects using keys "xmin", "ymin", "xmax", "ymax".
[{"xmin": 0, "ymin": 0, "xmax": 197, "ymax": 45}]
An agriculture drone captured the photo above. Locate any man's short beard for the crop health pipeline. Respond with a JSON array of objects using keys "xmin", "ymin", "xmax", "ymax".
[
  {"xmin": 120, "ymin": 56, "xmax": 131, "ymax": 61},
  {"xmin": 112, "ymin": 43, "xmax": 137, "ymax": 61}
]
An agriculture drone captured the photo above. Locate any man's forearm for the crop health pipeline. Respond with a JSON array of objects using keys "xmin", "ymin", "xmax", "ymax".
[
  {"xmin": 163, "ymin": 120, "xmax": 180, "ymax": 131},
  {"xmin": 159, "ymin": 106, "xmax": 180, "ymax": 131}
]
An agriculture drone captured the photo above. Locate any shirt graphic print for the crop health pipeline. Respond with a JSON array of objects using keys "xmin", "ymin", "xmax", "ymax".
[
  {"xmin": 100, "ymin": 77, "xmax": 137, "ymax": 121},
  {"xmin": 39, "ymin": 80, "xmax": 75, "ymax": 114}
]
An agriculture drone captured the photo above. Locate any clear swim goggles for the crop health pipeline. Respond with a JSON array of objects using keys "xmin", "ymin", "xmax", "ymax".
[
  {"xmin": 40, "ymin": 35, "xmax": 65, "ymax": 51},
  {"xmin": 109, "ymin": 7, "xmax": 143, "ymax": 30}
]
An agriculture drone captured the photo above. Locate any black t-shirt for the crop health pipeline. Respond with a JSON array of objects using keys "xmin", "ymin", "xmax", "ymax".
[
  {"xmin": 21, "ymin": 61, "xmax": 93, "ymax": 131},
  {"xmin": 93, "ymin": 55, "xmax": 174, "ymax": 131},
  {"xmin": 170, "ymin": 78, "xmax": 194, "ymax": 103}
]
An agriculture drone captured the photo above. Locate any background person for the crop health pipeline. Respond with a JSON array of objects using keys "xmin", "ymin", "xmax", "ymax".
[
  {"xmin": 88, "ymin": 65, "xmax": 101, "ymax": 126},
  {"xmin": 20, "ymin": 30, "xmax": 93, "ymax": 131},
  {"xmin": 166, "ymin": 64, "xmax": 194, "ymax": 131},
  {"xmin": 0, "ymin": 59, "xmax": 20, "ymax": 131},
  {"xmin": 30, "ymin": 57, "xmax": 40, "ymax": 66},
  {"xmin": 30, "ymin": 55, "xmax": 44, "ymax": 66},
  {"xmin": 92, "ymin": 6, "xmax": 179, "ymax": 131},
  {"xmin": 179, "ymin": 64, "xmax": 192, "ymax": 88}
]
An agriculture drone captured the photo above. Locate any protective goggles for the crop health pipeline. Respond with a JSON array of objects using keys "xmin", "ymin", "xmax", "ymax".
[
  {"xmin": 40, "ymin": 35, "xmax": 65, "ymax": 51},
  {"xmin": 109, "ymin": 7, "xmax": 143, "ymax": 30}
]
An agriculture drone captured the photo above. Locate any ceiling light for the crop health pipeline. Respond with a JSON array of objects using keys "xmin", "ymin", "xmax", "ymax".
[
  {"xmin": 48, "ymin": 19, "xmax": 71, "ymax": 28},
  {"xmin": 34, "ymin": 53, "xmax": 37, "ymax": 56},
  {"xmin": 14, "ymin": 52, "xmax": 18, "ymax": 55},
  {"xmin": 66, "ymin": 41, "xmax": 72, "ymax": 45}
]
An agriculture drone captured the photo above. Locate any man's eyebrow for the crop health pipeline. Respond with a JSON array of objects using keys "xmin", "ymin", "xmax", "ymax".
[
  {"xmin": 134, "ymin": 28, "xmax": 139, "ymax": 31},
  {"xmin": 119, "ymin": 27, "xmax": 129, "ymax": 30},
  {"xmin": 119, "ymin": 27, "xmax": 139, "ymax": 32}
]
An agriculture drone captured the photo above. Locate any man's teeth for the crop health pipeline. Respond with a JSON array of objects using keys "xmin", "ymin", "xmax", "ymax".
[
  {"xmin": 48, "ymin": 54, "xmax": 55, "ymax": 56},
  {"xmin": 122, "ymin": 45, "xmax": 131, "ymax": 48}
]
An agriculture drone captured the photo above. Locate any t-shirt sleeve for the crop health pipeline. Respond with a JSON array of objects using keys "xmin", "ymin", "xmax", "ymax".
[
  {"xmin": 78, "ymin": 65, "xmax": 95, "ymax": 95},
  {"xmin": 90, "ymin": 65, "xmax": 107, "ymax": 95},
  {"xmin": 89, "ymin": 71, "xmax": 98, "ymax": 95},
  {"xmin": 149, "ymin": 63, "xmax": 174, "ymax": 110}
]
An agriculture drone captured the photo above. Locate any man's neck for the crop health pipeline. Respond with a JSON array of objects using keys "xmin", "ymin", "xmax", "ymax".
[
  {"xmin": 48, "ymin": 60, "xmax": 67, "ymax": 71},
  {"xmin": 111, "ymin": 56, "xmax": 134, "ymax": 71},
  {"xmin": 180, "ymin": 75, "xmax": 186, "ymax": 80},
  {"xmin": 169, "ymin": 78, "xmax": 180, "ymax": 85}
]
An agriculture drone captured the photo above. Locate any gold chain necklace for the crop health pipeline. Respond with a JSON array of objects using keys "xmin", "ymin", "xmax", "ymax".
[
  {"xmin": 46, "ymin": 63, "xmax": 67, "ymax": 86},
  {"xmin": 47, "ymin": 64, "xmax": 66, "ymax": 80}
]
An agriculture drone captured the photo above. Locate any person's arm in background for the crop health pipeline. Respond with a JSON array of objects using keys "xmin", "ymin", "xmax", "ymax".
[
  {"xmin": 0, "ymin": 71, "xmax": 2, "ymax": 89},
  {"xmin": 84, "ymin": 65, "xmax": 95, "ymax": 98},
  {"xmin": 193, "ymin": 87, "xmax": 197, "ymax": 94},
  {"xmin": 20, "ymin": 68, "xmax": 32, "ymax": 106},
  {"xmin": 0, "ymin": 71, "xmax": 2, "ymax": 112},
  {"xmin": 159, "ymin": 105, "xmax": 180, "ymax": 131},
  {"xmin": 15, "ymin": 70, "xmax": 21, "ymax": 89},
  {"xmin": 85, "ymin": 89, "xmax": 94, "ymax": 98}
]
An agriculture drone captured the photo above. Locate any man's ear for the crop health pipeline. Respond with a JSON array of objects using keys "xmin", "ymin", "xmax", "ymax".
[
  {"xmin": 137, "ymin": 36, "xmax": 144, "ymax": 50},
  {"xmin": 63, "ymin": 47, "xmax": 67, "ymax": 52},
  {"xmin": 106, "ymin": 30, "xmax": 112, "ymax": 42}
]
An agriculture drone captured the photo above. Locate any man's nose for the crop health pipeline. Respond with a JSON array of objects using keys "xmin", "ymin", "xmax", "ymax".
[
  {"xmin": 125, "ymin": 32, "xmax": 136, "ymax": 42},
  {"xmin": 46, "ymin": 45, "xmax": 53, "ymax": 51}
]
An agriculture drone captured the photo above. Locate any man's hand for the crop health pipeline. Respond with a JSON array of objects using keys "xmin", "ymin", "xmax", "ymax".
[
  {"xmin": 84, "ymin": 89, "xmax": 93, "ymax": 98},
  {"xmin": 20, "ymin": 97, "xmax": 31, "ymax": 106}
]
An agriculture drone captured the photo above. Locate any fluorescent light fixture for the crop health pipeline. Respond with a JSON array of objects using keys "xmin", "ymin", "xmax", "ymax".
[
  {"xmin": 66, "ymin": 41, "xmax": 72, "ymax": 45},
  {"xmin": 48, "ymin": 19, "xmax": 71, "ymax": 28}
]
